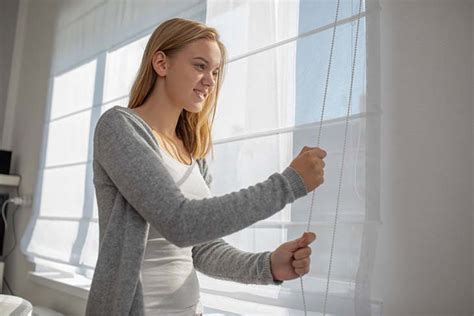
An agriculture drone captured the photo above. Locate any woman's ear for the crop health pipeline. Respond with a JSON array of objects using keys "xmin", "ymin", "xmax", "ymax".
[{"xmin": 152, "ymin": 51, "xmax": 168, "ymax": 77}]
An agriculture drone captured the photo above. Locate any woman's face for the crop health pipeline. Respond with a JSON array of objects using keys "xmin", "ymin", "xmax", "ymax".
[{"xmin": 161, "ymin": 39, "xmax": 221, "ymax": 113}]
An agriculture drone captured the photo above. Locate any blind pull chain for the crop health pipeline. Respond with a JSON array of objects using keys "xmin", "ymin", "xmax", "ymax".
[{"xmin": 299, "ymin": 0, "xmax": 363, "ymax": 314}]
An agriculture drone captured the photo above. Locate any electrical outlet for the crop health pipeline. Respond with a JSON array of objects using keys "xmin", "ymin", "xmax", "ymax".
[
  {"xmin": 10, "ymin": 195, "xmax": 33, "ymax": 207},
  {"xmin": 21, "ymin": 195, "xmax": 32, "ymax": 207}
]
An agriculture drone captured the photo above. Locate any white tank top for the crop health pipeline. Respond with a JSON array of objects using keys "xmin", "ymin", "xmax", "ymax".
[{"xmin": 141, "ymin": 145, "xmax": 212, "ymax": 315}]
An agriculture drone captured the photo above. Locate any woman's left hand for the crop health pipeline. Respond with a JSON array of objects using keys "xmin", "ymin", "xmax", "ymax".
[{"xmin": 270, "ymin": 232, "xmax": 316, "ymax": 281}]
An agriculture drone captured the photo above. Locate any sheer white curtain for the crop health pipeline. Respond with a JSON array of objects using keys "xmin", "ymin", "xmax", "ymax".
[
  {"xmin": 20, "ymin": 0, "xmax": 381, "ymax": 314},
  {"xmin": 202, "ymin": 0, "xmax": 382, "ymax": 315},
  {"xmin": 20, "ymin": 0, "xmax": 206, "ymax": 279}
]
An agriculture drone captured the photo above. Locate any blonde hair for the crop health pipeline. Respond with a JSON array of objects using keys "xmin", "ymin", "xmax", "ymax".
[{"xmin": 128, "ymin": 18, "xmax": 227, "ymax": 159}]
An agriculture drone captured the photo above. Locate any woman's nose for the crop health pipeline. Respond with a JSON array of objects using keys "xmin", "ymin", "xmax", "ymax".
[{"xmin": 202, "ymin": 72, "xmax": 216, "ymax": 89}]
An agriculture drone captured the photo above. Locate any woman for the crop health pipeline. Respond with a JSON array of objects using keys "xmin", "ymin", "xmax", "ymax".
[{"xmin": 86, "ymin": 18, "xmax": 326, "ymax": 316}]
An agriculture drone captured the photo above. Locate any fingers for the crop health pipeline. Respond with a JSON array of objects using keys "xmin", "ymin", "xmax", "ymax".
[
  {"xmin": 314, "ymin": 147, "xmax": 327, "ymax": 159},
  {"xmin": 298, "ymin": 232, "xmax": 317, "ymax": 247},
  {"xmin": 302, "ymin": 148, "xmax": 326, "ymax": 184},
  {"xmin": 301, "ymin": 146, "xmax": 327, "ymax": 159},
  {"xmin": 293, "ymin": 257, "xmax": 311, "ymax": 276},
  {"xmin": 292, "ymin": 257, "xmax": 310, "ymax": 269},
  {"xmin": 295, "ymin": 267, "xmax": 310, "ymax": 276},
  {"xmin": 294, "ymin": 246, "xmax": 312, "ymax": 260},
  {"xmin": 293, "ymin": 246, "xmax": 311, "ymax": 275}
]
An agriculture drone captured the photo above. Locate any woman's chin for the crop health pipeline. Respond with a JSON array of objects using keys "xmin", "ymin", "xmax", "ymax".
[{"xmin": 184, "ymin": 103, "xmax": 204, "ymax": 113}]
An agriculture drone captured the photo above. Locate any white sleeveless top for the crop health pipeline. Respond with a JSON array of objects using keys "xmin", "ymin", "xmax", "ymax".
[{"xmin": 141, "ymin": 144, "xmax": 212, "ymax": 315}]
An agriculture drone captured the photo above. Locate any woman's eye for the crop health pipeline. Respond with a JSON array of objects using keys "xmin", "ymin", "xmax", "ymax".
[{"xmin": 196, "ymin": 64, "xmax": 206, "ymax": 70}]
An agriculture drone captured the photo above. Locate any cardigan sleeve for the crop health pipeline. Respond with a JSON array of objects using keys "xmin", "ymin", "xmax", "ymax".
[
  {"xmin": 192, "ymin": 238, "xmax": 283, "ymax": 285},
  {"xmin": 193, "ymin": 159, "xmax": 283, "ymax": 285}
]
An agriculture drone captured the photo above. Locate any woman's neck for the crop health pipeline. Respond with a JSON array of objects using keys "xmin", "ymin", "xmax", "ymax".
[{"xmin": 134, "ymin": 85, "xmax": 183, "ymax": 140}]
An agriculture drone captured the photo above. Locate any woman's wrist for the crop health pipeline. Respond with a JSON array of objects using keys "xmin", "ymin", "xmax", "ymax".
[{"xmin": 269, "ymin": 251, "xmax": 283, "ymax": 283}]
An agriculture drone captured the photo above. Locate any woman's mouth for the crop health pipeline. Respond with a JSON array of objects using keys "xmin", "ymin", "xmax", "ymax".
[{"xmin": 194, "ymin": 89, "xmax": 206, "ymax": 100}]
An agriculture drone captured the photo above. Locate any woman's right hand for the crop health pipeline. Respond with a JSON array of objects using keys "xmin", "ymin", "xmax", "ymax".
[{"xmin": 289, "ymin": 146, "xmax": 327, "ymax": 192}]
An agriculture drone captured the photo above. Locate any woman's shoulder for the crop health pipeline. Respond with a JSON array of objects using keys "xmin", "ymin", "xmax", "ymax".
[
  {"xmin": 94, "ymin": 105, "xmax": 155, "ymax": 146},
  {"xmin": 97, "ymin": 106, "xmax": 149, "ymax": 133},
  {"xmin": 98, "ymin": 105, "xmax": 135, "ymax": 124}
]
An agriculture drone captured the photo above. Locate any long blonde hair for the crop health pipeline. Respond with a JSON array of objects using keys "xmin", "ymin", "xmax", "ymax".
[{"xmin": 128, "ymin": 18, "xmax": 227, "ymax": 159}]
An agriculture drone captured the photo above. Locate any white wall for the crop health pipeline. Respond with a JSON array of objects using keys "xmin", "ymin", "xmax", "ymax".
[
  {"xmin": 472, "ymin": 0, "xmax": 474, "ymax": 312},
  {"xmin": 0, "ymin": 0, "xmax": 19, "ymax": 147},
  {"xmin": 3, "ymin": 0, "xmax": 87, "ymax": 315},
  {"xmin": 1, "ymin": 0, "xmax": 473, "ymax": 315},
  {"xmin": 372, "ymin": 0, "xmax": 473, "ymax": 315}
]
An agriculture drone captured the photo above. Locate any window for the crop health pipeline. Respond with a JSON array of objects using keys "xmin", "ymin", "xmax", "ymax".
[
  {"xmin": 201, "ymin": 0, "xmax": 381, "ymax": 314},
  {"xmin": 22, "ymin": 0, "xmax": 207, "ymax": 283},
  {"xmin": 22, "ymin": 0, "xmax": 381, "ymax": 314}
]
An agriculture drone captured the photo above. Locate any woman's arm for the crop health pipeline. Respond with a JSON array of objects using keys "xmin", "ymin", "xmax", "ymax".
[
  {"xmin": 193, "ymin": 158, "xmax": 282, "ymax": 285},
  {"xmin": 192, "ymin": 239, "xmax": 283, "ymax": 285},
  {"xmin": 94, "ymin": 109, "xmax": 307, "ymax": 248}
]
